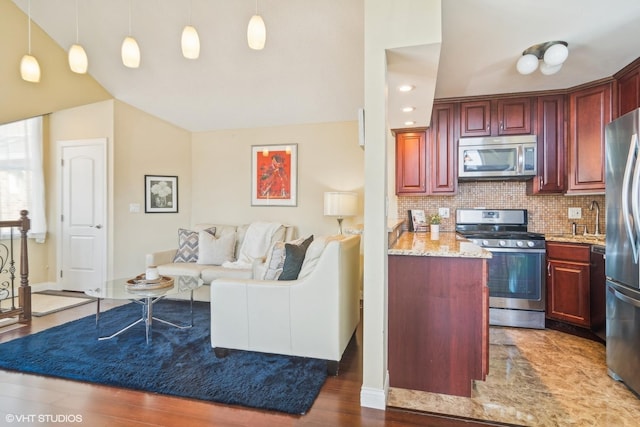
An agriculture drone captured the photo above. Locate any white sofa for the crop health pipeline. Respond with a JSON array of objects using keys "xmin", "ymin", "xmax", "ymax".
[
  {"xmin": 145, "ymin": 223, "xmax": 296, "ymax": 300},
  {"xmin": 210, "ymin": 234, "xmax": 361, "ymax": 374}
]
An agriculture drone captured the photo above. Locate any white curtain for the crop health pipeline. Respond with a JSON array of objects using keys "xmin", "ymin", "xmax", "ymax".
[{"xmin": 0, "ymin": 116, "xmax": 47, "ymax": 242}]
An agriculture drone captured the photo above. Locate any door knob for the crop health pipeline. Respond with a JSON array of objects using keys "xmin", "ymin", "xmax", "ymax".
[{"xmin": 92, "ymin": 224, "xmax": 102, "ymax": 229}]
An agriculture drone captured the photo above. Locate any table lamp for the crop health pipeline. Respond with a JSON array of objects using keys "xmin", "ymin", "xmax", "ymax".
[{"xmin": 324, "ymin": 192, "xmax": 358, "ymax": 234}]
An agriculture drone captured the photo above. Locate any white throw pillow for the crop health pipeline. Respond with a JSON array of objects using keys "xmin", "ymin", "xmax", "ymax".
[{"xmin": 197, "ymin": 231, "xmax": 236, "ymax": 265}]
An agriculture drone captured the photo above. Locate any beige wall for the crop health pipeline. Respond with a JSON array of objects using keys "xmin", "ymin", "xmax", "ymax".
[
  {"xmin": 191, "ymin": 122, "xmax": 364, "ymax": 237},
  {"xmin": 112, "ymin": 101, "xmax": 192, "ymax": 277}
]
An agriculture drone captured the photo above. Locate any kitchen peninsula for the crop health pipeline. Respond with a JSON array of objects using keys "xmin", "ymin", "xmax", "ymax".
[{"xmin": 388, "ymin": 232, "xmax": 491, "ymax": 397}]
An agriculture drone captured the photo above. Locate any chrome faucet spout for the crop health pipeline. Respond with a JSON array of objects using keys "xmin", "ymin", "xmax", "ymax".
[{"xmin": 590, "ymin": 200, "xmax": 601, "ymax": 235}]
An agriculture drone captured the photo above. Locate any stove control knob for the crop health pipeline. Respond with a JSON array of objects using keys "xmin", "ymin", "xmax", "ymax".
[
  {"xmin": 482, "ymin": 240, "xmax": 489, "ymax": 246},
  {"xmin": 499, "ymin": 240, "xmax": 507, "ymax": 247},
  {"xmin": 527, "ymin": 241, "xmax": 536, "ymax": 248},
  {"xmin": 516, "ymin": 241, "xmax": 524, "ymax": 247}
]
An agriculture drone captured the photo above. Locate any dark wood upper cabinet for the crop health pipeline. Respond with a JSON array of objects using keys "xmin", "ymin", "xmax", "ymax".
[
  {"xmin": 615, "ymin": 59, "xmax": 640, "ymax": 117},
  {"xmin": 428, "ymin": 103, "xmax": 457, "ymax": 194},
  {"xmin": 527, "ymin": 95, "xmax": 565, "ymax": 195},
  {"xmin": 567, "ymin": 82, "xmax": 611, "ymax": 194},
  {"xmin": 460, "ymin": 97, "xmax": 532, "ymax": 137},
  {"xmin": 460, "ymin": 100, "xmax": 491, "ymax": 137},
  {"xmin": 395, "ymin": 130, "xmax": 427, "ymax": 194},
  {"xmin": 497, "ymin": 98, "xmax": 532, "ymax": 135}
]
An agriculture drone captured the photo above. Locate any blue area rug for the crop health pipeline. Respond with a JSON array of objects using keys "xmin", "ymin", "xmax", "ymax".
[{"xmin": 0, "ymin": 300, "xmax": 327, "ymax": 415}]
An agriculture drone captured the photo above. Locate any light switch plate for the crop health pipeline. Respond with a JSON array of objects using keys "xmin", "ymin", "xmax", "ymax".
[
  {"xmin": 438, "ymin": 207, "xmax": 450, "ymax": 218},
  {"xmin": 568, "ymin": 207, "xmax": 582, "ymax": 219},
  {"xmin": 129, "ymin": 203, "xmax": 141, "ymax": 213}
]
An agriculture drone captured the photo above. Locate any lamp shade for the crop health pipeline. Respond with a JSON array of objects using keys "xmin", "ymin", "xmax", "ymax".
[
  {"xmin": 543, "ymin": 43, "xmax": 568, "ymax": 67},
  {"xmin": 181, "ymin": 25, "xmax": 200, "ymax": 59},
  {"xmin": 121, "ymin": 36, "xmax": 140, "ymax": 68},
  {"xmin": 20, "ymin": 54, "xmax": 41, "ymax": 83},
  {"xmin": 68, "ymin": 44, "xmax": 88, "ymax": 74},
  {"xmin": 247, "ymin": 14, "xmax": 266, "ymax": 50},
  {"xmin": 516, "ymin": 54, "xmax": 538, "ymax": 75},
  {"xmin": 324, "ymin": 192, "xmax": 358, "ymax": 217},
  {"xmin": 540, "ymin": 62, "xmax": 562, "ymax": 75}
]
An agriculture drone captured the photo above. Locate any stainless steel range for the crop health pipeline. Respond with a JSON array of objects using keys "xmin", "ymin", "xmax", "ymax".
[{"xmin": 456, "ymin": 209, "xmax": 546, "ymax": 329}]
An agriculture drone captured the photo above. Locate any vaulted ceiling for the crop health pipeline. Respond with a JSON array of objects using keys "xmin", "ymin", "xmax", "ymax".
[{"xmin": 11, "ymin": 0, "xmax": 640, "ymax": 132}]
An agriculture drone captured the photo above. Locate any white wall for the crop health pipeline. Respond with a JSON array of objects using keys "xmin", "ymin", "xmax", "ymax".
[{"xmin": 191, "ymin": 121, "xmax": 364, "ymax": 237}]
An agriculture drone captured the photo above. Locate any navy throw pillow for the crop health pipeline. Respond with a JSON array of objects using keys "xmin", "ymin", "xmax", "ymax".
[{"xmin": 278, "ymin": 235, "xmax": 314, "ymax": 281}]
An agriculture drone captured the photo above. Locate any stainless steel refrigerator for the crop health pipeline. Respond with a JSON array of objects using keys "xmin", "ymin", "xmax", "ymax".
[{"xmin": 605, "ymin": 108, "xmax": 640, "ymax": 396}]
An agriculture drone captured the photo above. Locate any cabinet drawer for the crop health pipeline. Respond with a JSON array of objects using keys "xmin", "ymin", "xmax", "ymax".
[{"xmin": 547, "ymin": 243, "xmax": 590, "ymax": 262}]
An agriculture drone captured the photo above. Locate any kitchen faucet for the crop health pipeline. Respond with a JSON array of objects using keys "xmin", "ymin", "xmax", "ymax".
[{"xmin": 590, "ymin": 200, "xmax": 601, "ymax": 235}]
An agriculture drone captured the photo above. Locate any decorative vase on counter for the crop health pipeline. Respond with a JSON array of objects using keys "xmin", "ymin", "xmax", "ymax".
[{"xmin": 430, "ymin": 224, "xmax": 440, "ymax": 240}]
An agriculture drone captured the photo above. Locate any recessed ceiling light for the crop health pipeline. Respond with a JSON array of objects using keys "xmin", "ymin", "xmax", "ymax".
[
  {"xmin": 404, "ymin": 121, "xmax": 416, "ymax": 126},
  {"xmin": 402, "ymin": 106, "xmax": 415, "ymax": 112},
  {"xmin": 398, "ymin": 85, "xmax": 414, "ymax": 92}
]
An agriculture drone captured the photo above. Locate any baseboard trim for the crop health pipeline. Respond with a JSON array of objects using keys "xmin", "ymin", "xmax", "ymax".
[{"xmin": 360, "ymin": 370, "xmax": 389, "ymax": 410}]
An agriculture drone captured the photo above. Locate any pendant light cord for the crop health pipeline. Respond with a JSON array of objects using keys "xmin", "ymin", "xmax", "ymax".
[
  {"xmin": 27, "ymin": 0, "xmax": 32, "ymax": 54},
  {"xmin": 75, "ymin": 0, "xmax": 79, "ymax": 43}
]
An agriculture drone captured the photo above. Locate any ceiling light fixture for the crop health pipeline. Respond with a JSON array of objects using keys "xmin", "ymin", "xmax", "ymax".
[
  {"xmin": 404, "ymin": 121, "xmax": 416, "ymax": 126},
  {"xmin": 181, "ymin": 0, "xmax": 200, "ymax": 59},
  {"xmin": 402, "ymin": 106, "xmax": 415, "ymax": 112},
  {"xmin": 20, "ymin": 0, "xmax": 40, "ymax": 83},
  {"xmin": 247, "ymin": 0, "xmax": 266, "ymax": 50},
  {"xmin": 68, "ymin": 0, "xmax": 88, "ymax": 74},
  {"xmin": 398, "ymin": 85, "xmax": 414, "ymax": 92},
  {"xmin": 516, "ymin": 41, "xmax": 568, "ymax": 76},
  {"xmin": 121, "ymin": 0, "xmax": 140, "ymax": 68}
]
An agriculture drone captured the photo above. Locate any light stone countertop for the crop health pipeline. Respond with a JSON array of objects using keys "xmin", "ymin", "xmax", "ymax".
[
  {"xmin": 545, "ymin": 233, "xmax": 606, "ymax": 247},
  {"xmin": 388, "ymin": 232, "xmax": 492, "ymax": 259}
]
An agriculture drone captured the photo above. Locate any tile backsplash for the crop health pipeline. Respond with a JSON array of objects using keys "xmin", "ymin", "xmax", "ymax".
[{"xmin": 397, "ymin": 181, "xmax": 606, "ymax": 235}]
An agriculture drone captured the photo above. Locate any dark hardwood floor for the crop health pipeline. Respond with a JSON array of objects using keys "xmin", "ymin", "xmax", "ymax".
[{"xmin": 0, "ymin": 300, "xmax": 505, "ymax": 427}]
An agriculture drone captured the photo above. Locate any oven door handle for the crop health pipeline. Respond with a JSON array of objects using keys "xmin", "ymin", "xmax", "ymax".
[{"xmin": 484, "ymin": 247, "xmax": 546, "ymax": 254}]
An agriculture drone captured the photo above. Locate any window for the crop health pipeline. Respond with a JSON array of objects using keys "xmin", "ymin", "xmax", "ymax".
[{"xmin": 0, "ymin": 116, "xmax": 46, "ymax": 242}]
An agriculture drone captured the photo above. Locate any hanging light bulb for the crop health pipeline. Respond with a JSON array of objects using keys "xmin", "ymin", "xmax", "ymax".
[
  {"xmin": 68, "ymin": 0, "xmax": 88, "ymax": 74},
  {"xmin": 181, "ymin": 1, "xmax": 200, "ymax": 59},
  {"xmin": 20, "ymin": 0, "xmax": 40, "ymax": 83},
  {"xmin": 181, "ymin": 26, "xmax": 200, "ymax": 59},
  {"xmin": 121, "ymin": 0, "xmax": 140, "ymax": 68},
  {"xmin": 247, "ymin": 0, "xmax": 266, "ymax": 50}
]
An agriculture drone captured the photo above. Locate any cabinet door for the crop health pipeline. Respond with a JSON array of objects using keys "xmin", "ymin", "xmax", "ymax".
[
  {"xmin": 497, "ymin": 98, "xmax": 532, "ymax": 135},
  {"xmin": 395, "ymin": 131, "xmax": 427, "ymax": 194},
  {"xmin": 567, "ymin": 83, "xmax": 611, "ymax": 194},
  {"xmin": 527, "ymin": 95, "xmax": 565, "ymax": 194},
  {"xmin": 617, "ymin": 67, "xmax": 640, "ymax": 117},
  {"xmin": 428, "ymin": 103, "xmax": 457, "ymax": 194},
  {"xmin": 460, "ymin": 101, "xmax": 491, "ymax": 137},
  {"xmin": 547, "ymin": 259, "xmax": 591, "ymax": 326}
]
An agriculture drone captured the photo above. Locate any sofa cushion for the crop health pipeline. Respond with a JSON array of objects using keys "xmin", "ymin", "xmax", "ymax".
[
  {"xmin": 157, "ymin": 262, "xmax": 206, "ymax": 277},
  {"xmin": 201, "ymin": 265, "xmax": 253, "ymax": 284},
  {"xmin": 197, "ymin": 230, "xmax": 236, "ymax": 265},
  {"xmin": 173, "ymin": 227, "xmax": 216, "ymax": 263},
  {"xmin": 279, "ymin": 235, "xmax": 314, "ymax": 281}
]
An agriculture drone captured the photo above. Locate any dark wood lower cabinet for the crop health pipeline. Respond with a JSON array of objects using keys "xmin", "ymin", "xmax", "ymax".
[{"xmin": 388, "ymin": 255, "xmax": 488, "ymax": 397}]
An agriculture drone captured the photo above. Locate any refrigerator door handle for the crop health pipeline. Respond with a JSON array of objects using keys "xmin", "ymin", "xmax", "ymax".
[
  {"xmin": 623, "ymin": 133, "xmax": 640, "ymax": 263},
  {"xmin": 610, "ymin": 284, "xmax": 640, "ymax": 308}
]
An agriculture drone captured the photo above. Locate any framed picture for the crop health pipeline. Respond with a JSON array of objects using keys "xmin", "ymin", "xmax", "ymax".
[
  {"xmin": 145, "ymin": 175, "xmax": 178, "ymax": 213},
  {"xmin": 251, "ymin": 144, "xmax": 297, "ymax": 206},
  {"xmin": 408, "ymin": 209, "xmax": 428, "ymax": 232}
]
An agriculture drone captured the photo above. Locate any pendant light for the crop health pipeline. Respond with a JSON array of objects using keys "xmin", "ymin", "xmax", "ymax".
[
  {"xmin": 247, "ymin": 0, "xmax": 266, "ymax": 50},
  {"xmin": 20, "ymin": 0, "xmax": 41, "ymax": 83},
  {"xmin": 68, "ymin": 0, "xmax": 88, "ymax": 74},
  {"xmin": 181, "ymin": 1, "xmax": 200, "ymax": 59},
  {"xmin": 121, "ymin": 0, "xmax": 140, "ymax": 68}
]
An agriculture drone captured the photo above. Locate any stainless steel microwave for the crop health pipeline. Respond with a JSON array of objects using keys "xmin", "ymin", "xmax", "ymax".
[{"xmin": 458, "ymin": 135, "xmax": 537, "ymax": 180}]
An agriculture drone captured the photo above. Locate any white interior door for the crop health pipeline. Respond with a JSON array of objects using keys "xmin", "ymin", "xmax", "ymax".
[{"xmin": 58, "ymin": 139, "xmax": 107, "ymax": 291}]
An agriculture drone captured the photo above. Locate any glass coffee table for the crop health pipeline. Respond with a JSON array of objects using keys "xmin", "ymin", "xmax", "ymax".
[{"xmin": 85, "ymin": 275, "xmax": 203, "ymax": 344}]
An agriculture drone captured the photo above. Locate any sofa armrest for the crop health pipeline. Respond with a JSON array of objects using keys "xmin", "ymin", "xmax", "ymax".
[{"xmin": 146, "ymin": 249, "xmax": 177, "ymax": 267}]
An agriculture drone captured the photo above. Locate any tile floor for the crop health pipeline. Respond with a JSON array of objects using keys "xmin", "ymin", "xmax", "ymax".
[{"xmin": 388, "ymin": 327, "xmax": 640, "ymax": 426}]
